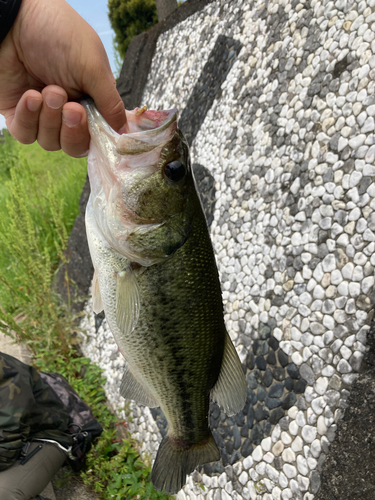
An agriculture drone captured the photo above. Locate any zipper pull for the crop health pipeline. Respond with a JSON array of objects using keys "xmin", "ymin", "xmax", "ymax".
[{"xmin": 20, "ymin": 441, "xmax": 31, "ymax": 458}]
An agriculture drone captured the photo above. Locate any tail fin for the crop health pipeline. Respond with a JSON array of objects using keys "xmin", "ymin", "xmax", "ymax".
[{"xmin": 151, "ymin": 432, "xmax": 219, "ymax": 494}]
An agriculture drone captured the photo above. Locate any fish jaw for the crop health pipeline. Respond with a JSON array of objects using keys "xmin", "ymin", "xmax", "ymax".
[
  {"xmin": 82, "ymin": 99, "xmax": 185, "ymax": 266},
  {"xmin": 83, "ymin": 97, "xmax": 177, "ymax": 206}
]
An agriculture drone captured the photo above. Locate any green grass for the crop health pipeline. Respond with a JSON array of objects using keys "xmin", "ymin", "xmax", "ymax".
[
  {"xmin": 0, "ymin": 131, "xmax": 171, "ymax": 499},
  {"xmin": 0, "ymin": 131, "xmax": 87, "ymax": 313}
]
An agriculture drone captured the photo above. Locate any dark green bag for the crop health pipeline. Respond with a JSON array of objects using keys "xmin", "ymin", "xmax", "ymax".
[
  {"xmin": 0, "ymin": 352, "xmax": 102, "ymax": 472},
  {"xmin": 40, "ymin": 371, "xmax": 103, "ymax": 471}
]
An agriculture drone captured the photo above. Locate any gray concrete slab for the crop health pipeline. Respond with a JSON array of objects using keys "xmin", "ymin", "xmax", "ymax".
[{"xmin": 0, "ymin": 331, "xmax": 32, "ymax": 364}]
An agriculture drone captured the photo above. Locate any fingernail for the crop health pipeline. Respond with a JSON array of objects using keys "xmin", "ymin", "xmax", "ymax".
[
  {"xmin": 27, "ymin": 97, "xmax": 42, "ymax": 112},
  {"xmin": 62, "ymin": 109, "xmax": 82, "ymax": 128},
  {"xmin": 45, "ymin": 94, "xmax": 65, "ymax": 110},
  {"xmin": 76, "ymin": 150, "xmax": 89, "ymax": 158}
]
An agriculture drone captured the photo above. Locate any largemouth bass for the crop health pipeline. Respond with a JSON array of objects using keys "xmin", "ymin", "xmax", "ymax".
[{"xmin": 83, "ymin": 99, "xmax": 246, "ymax": 494}]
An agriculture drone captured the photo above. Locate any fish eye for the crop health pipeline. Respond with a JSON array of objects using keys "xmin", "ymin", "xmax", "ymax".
[{"xmin": 164, "ymin": 160, "xmax": 186, "ymax": 182}]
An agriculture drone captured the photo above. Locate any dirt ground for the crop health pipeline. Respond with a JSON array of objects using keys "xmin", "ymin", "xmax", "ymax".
[{"xmin": 52, "ymin": 466, "xmax": 101, "ymax": 500}]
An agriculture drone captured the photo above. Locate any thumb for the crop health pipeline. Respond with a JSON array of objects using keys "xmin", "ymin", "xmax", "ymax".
[{"xmin": 84, "ymin": 60, "xmax": 126, "ymax": 133}]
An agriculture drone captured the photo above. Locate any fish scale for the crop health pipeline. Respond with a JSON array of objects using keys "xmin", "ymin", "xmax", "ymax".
[{"xmin": 133, "ymin": 197, "xmax": 225, "ymax": 442}]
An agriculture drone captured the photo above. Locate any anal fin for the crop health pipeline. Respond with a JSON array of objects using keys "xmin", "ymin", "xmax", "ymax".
[
  {"xmin": 211, "ymin": 332, "xmax": 246, "ymax": 416},
  {"xmin": 120, "ymin": 363, "xmax": 159, "ymax": 408}
]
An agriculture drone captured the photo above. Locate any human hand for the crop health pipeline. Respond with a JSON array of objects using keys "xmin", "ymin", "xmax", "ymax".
[{"xmin": 0, "ymin": 0, "xmax": 126, "ymax": 157}]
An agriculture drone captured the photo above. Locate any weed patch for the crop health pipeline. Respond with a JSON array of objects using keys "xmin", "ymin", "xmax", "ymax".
[{"xmin": 0, "ymin": 131, "xmax": 86, "ymax": 314}]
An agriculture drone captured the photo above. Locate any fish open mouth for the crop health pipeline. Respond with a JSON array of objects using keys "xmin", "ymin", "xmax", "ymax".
[
  {"xmin": 82, "ymin": 98, "xmax": 178, "ymax": 157},
  {"xmin": 124, "ymin": 107, "xmax": 178, "ymax": 134},
  {"xmin": 117, "ymin": 107, "xmax": 178, "ymax": 155}
]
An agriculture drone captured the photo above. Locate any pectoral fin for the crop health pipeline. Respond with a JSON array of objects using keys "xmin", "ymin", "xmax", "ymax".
[
  {"xmin": 211, "ymin": 332, "xmax": 247, "ymax": 416},
  {"xmin": 116, "ymin": 265, "xmax": 141, "ymax": 336},
  {"xmin": 120, "ymin": 363, "xmax": 159, "ymax": 408},
  {"xmin": 92, "ymin": 270, "xmax": 104, "ymax": 314}
]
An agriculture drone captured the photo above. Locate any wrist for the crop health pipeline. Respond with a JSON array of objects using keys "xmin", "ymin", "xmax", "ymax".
[{"xmin": 0, "ymin": 0, "xmax": 23, "ymax": 44}]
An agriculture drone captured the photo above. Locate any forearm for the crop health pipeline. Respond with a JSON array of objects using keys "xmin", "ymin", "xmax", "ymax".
[{"xmin": 0, "ymin": 0, "xmax": 125, "ymax": 157}]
